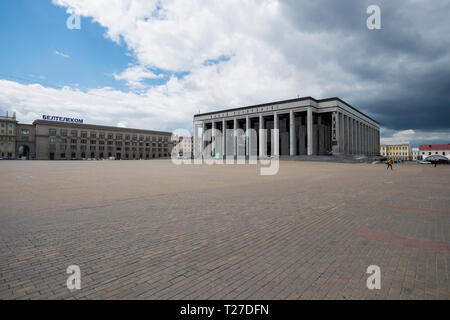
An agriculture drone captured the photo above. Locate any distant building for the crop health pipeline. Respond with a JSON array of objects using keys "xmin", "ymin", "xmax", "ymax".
[
  {"xmin": 0, "ymin": 112, "xmax": 18, "ymax": 159},
  {"xmin": 412, "ymin": 147, "xmax": 419, "ymax": 161},
  {"xmin": 419, "ymin": 144, "xmax": 450, "ymax": 160},
  {"xmin": 171, "ymin": 135, "xmax": 193, "ymax": 157},
  {"xmin": 1, "ymin": 114, "xmax": 173, "ymax": 160},
  {"xmin": 380, "ymin": 143, "xmax": 412, "ymax": 161},
  {"xmin": 194, "ymin": 96, "xmax": 380, "ymax": 158}
]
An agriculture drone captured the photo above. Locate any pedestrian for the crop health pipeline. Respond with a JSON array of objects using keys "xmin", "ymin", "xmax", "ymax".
[
  {"xmin": 387, "ymin": 158, "xmax": 393, "ymax": 170},
  {"xmin": 434, "ymin": 160, "xmax": 437, "ymax": 167}
]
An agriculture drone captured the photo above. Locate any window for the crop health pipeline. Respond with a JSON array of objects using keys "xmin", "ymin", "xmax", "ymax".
[
  {"xmin": 90, "ymin": 146, "xmax": 96, "ymax": 151},
  {"xmin": 81, "ymin": 139, "xmax": 87, "ymax": 144},
  {"xmin": 8, "ymin": 130, "xmax": 12, "ymax": 134},
  {"xmin": 71, "ymin": 139, "xmax": 77, "ymax": 144},
  {"xmin": 80, "ymin": 132, "xmax": 87, "ymax": 138},
  {"xmin": 49, "ymin": 137, "xmax": 56, "ymax": 143},
  {"xmin": 49, "ymin": 144, "xmax": 56, "ymax": 150},
  {"xmin": 90, "ymin": 140, "xmax": 96, "ymax": 145},
  {"xmin": 90, "ymin": 132, "xmax": 97, "ymax": 138},
  {"xmin": 80, "ymin": 145, "xmax": 87, "ymax": 151},
  {"xmin": 429, "ymin": 152, "xmax": 431, "ymax": 155},
  {"xmin": 49, "ymin": 129, "xmax": 57, "ymax": 136},
  {"xmin": 107, "ymin": 133, "xmax": 114, "ymax": 139},
  {"xmin": 99, "ymin": 141, "xmax": 105, "ymax": 145},
  {"xmin": 21, "ymin": 136, "xmax": 29, "ymax": 142},
  {"xmin": 60, "ymin": 153, "xmax": 66, "ymax": 158},
  {"xmin": 99, "ymin": 133, "xmax": 105, "ymax": 139},
  {"xmin": 71, "ymin": 145, "xmax": 77, "ymax": 150},
  {"xmin": 116, "ymin": 134, "xmax": 122, "ymax": 140},
  {"xmin": 60, "ymin": 130, "xmax": 67, "ymax": 136},
  {"xmin": 61, "ymin": 138, "xmax": 67, "ymax": 143},
  {"xmin": 20, "ymin": 129, "xmax": 30, "ymax": 135},
  {"xmin": 71, "ymin": 131, "xmax": 77, "ymax": 137},
  {"xmin": 9, "ymin": 124, "xmax": 13, "ymax": 128},
  {"xmin": 60, "ymin": 145, "xmax": 67, "ymax": 151}
]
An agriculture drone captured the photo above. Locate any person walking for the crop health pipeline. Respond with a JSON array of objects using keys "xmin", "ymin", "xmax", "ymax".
[{"xmin": 387, "ymin": 158, "xmax": 393, "ymax": 170}]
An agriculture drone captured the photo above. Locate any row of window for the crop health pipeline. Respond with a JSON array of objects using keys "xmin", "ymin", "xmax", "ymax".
[
  {"xmin": 0, "ymin": 129, "xmax": 14, "ymax": 135},
  {"xmin": 48, "ymin": 137, "xmax": 166, "ymax": 147},
  {"xmin": 0, "ymin": 136, "xmax": 14, "ymax": 141},
  {"xmin": 49, "ymin": 144, "xmax": 168, "ymax": 152},
  {"xmin": 0, "ymin": 123, "xmax": 14, "ymax": 128},
  {"xmin": 48, "ymin": 128, "xmax": 169, "ymax": 142},
  {"xmin": 51, "ymin": 152, "xmax": 168, "ymax": 159},
  {"xmin": 422, "ymin": 151, "xmax": 446, "ymax": 155}
]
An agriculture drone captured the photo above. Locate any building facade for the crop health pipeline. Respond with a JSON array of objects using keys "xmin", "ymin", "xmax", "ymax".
[
  {"xmin": 171, "ymin": 135, "xmax": 193, "ymax": 157},
  {"xmin": 380, "ymin": 143, "xmax": 412, "ymax": 161},
  {"xmin": 419, "ymin": 144, "xmax": 450, "ymax": 160},
  {"xmin": 412, "ymin": 147, "xmax": 419, "ymax": 161},
  {"xmin": 0, "ymin": 112, "xmax": 18, "ymax": 159},
  {"xmin": 32, "ymin": 120, "xmax": 172, "ymax": 160},
  {"xmin": 193, "ymin": 97, "xmax": 380, "ymax": 158}
]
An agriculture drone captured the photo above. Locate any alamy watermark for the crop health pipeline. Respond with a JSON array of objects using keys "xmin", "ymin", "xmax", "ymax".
[
  {"xmin": 171, "ymin": 128, "xmax": 280, "ymax": 176},
  {"xmin": 367, "ymin": 5, "xmax": 381, "ymax": 30},
  {"xmin": 66, "ymin": 9, "xmax": 81, "ymax": 30},
  {"xmin": 66, "ymin": 265, "xmax": 81, "ymax": 290},
  {"xmin": 366, "ymin": 265, "xmax": 381, "ymax": 290}
]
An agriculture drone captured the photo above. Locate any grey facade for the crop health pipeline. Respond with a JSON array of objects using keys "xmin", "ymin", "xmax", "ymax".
[
  {"xmin": 10, "ymin": 120, "xmax": 172, "ymax": 160},
  {"xmin": 193, "ymin": 97, "xmax": 380, "ymax": 158},
  {"xmin": 16, "ymin": 123, "xmax": 36, "ymax": 159}
]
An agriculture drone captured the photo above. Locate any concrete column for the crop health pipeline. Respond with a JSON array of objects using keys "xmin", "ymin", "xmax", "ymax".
[
  {"xmin": 289, "ymin": 110, "xmax": 295, "ymax": 156},
  {"xmin": 332, "ymin": 112, "xmax": 340, "ymax": 154},
  {"xmin": 212, "ymin": 121, "xmax": 216, "ymax": 157},
  {"xmin": 340, "ymin": 115, "xmax": 343, "ymax": 154},
  {"xmin": 202, "ymin": 122, "xmax": 206, "ymax": 158},
  {"xmin": 349, "ymin": 117, "xmax": 353, "ymax": 154},
  {"xmin": 259, "ymin": 113, "xmax": 264, "ymax": 157},
  {"xmin": 233, "ymin": 117, "xmax": 237, "ymax": 157},
  {"xmin": 193, "ymin": 122, "xmax": 198, "ymax": 158},
  {"xmin": 222, "ymin": 119, "xmax": 226, "ymax": 158},
  {"xmin": 307, "ymin": 107, "xmax": 313, "ymax": 156},
  {"xmin": 246, "ymin": 116, "xmax": 250, "ymax": 157},
  {"xmin": 274, "ymin": 112, "xmax": 279, "ymax": 156},
  {"xmin": 365, "ymin": 124, "xmax": 368, "ymax": 155}
]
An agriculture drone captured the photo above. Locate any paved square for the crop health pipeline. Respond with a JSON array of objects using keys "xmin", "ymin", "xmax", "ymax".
[{"xmin": 0, "ymin": 160, "xmax": 449, "ymax": 299}]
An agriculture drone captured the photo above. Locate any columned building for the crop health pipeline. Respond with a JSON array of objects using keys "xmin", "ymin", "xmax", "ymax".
[{"xmin": 193, "ymin": 97, "xmax": 380, "ymax": 159}]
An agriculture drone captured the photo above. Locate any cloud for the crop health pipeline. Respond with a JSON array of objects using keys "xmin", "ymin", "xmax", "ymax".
[
  {"xmin": 0, "ymin": 0, "xmax": 448, "ymax": 143},
  {"xmin": 54, "ymin": 50, "xmax": 70, "ymax": 59},
  {"xmin": 113, "ymin": 65, "xmax": 163, "ymax": 89}
]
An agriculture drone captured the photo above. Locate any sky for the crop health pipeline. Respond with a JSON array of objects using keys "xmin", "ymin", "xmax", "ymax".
[{"xmin": 0, "ymin": 0, "xmax": 449, "ymax": 146}]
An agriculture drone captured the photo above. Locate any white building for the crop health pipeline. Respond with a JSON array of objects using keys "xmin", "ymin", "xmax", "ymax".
[
  {"xmin": 412, "ymin": 147, "xmax": 419, "ymax": 160},
  {"xmin": 193, "ymin": 96, "xmax": 380, "ymax": 159},
  {"xmin": 419, "ymin": 144, "xmax": 450, "ymax": 160},
  {"xmin": 171, "ymin": 135, "xmax": 193, "ymax": 157}
]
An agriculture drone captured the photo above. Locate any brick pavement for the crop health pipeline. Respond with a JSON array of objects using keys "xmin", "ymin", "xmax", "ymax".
[{"xmin": 0, "ymin": 160, "xmax": 448, "ymax": 299}]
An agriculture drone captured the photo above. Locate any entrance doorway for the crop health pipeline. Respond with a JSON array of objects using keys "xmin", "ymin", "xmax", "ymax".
[
  {"xmin": 49, "ymin": 152, "xmax": 55, "ymax": 160},
  {"xmin": 18, "ymin": 145, "xmax": 30, "ymax": 159}
]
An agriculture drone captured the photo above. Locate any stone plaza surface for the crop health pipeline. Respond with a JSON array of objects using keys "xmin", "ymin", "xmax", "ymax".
[{"xmin": 0, "ymin": 160, "xmax": 449, "ymax": 300}]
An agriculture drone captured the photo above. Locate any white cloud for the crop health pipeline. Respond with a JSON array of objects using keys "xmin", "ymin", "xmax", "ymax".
[
  {"xmin": 113, "ymin": 65, "xmax": 163, "ymax": 89},
  {"xmin": 0, "ymin": 0, "xmax": 446, "ymax": 139},
  {"xmin": 55, "ymin": 50, "xmax": 70, "ymax": 59},
  {"xmin": 381, "ymin": 128, "xmax": 450, "ymax": 145}
]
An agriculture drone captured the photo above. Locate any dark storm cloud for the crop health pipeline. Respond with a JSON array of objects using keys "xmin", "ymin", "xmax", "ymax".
[{"xmin": 280, "ymin": 0, "xmax": 450, "ymax": 136}]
